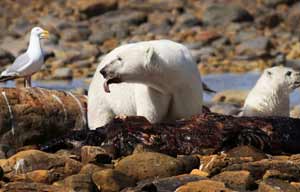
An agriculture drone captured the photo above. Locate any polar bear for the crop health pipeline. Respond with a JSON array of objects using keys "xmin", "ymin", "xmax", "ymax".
[
  {"xmin": 241, "ymin": 66, "xmax": 300, "ymax": 117},
  {"xmin": 88, "ymin": 40, "xmax": 203, "ymax": 129}
]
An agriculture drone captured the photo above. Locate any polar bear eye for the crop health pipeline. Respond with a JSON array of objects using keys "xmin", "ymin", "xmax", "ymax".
[
  {"xmin": 267, "ymin": 71, "xmax": 272, "ymax": 76},
  {"xmin": 116, "ymin": 56, "xmax": 122, "ymax": 61},
  {"xmin": 286, "ymin": 71, "xmax": 292, "ymax": 76}
]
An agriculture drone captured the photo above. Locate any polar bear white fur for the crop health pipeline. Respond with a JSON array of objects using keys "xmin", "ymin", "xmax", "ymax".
[
  {"xmin": 88, "ymin": 40, "xmax": 203, "ymax": 129},
  {"xmin": 241, "ymin": 66, "xmax": 300, "ymax": 117}
]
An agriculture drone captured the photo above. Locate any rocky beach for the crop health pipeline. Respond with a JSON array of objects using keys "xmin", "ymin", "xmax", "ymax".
[{"xmin": 0, "ymin": 0, "xmax": 300, "ymax": 191}]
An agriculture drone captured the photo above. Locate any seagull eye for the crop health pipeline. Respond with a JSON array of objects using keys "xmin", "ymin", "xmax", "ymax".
[{"xmin": 286, "ymin": 71, "xmax": 292, "ymax": 76}]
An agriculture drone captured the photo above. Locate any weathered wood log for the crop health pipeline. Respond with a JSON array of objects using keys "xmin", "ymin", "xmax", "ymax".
[
  {"xmin": 0, "ymin": 88, "xmax": 87, "ymax": 148},
  {"xmin": 40, "ymin": 113, "xmax": 300, "ymax": 157}
]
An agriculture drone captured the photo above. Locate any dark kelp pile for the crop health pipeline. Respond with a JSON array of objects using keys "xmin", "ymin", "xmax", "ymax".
[{"xmin": 40, "ymin": 113, "xmax": 300, "ymax": 157}]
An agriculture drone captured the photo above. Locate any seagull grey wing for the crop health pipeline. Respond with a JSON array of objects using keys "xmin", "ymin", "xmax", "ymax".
[{"xmin": 6, "ymin": 53, "xmax": 31, "ymax": 74}]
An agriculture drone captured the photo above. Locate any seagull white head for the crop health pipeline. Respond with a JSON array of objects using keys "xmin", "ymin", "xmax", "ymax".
[{"xmin": 31, "ymin": 27, "xmax": 49, "ymax": 39}]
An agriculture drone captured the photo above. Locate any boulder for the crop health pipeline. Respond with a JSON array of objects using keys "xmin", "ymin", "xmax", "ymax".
[
  {"xmin": 203, "ymin": 3, "xmax": 253, "ymax": 25},
  {"xmin": 115, "ymin": 152, "xmax": 185, "ymax": 181}
]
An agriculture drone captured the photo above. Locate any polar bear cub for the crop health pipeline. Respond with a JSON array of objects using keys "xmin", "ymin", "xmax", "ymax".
[
  {"xmin": 88, "ymin": 40, "xmax": 203, "ymax": 129},
  {"xmin": 241, "ymin": 66, "xmax": 300, "ymax": 117}
]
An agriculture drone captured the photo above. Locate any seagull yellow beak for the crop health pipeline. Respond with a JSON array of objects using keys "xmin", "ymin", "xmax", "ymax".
[{"xmin": 40, "ymin": 30, "xmax": 49, "ymax": 39}]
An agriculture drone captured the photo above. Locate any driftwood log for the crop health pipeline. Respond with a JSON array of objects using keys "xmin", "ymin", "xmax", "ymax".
[
  {"xmin": 41, "ymin": 113, "xmax": 300, "ymax": 157},
  {"xmin": 0, "ymin": 88, "xmax": 87, "ymax": 148}
]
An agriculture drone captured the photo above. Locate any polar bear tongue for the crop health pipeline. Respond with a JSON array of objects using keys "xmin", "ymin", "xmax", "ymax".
[{"xmin": 103, "ymin": 80, "xmax": 110, "ymax": 93}]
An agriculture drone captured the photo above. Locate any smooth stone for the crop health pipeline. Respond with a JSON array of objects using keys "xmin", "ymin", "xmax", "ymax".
[
  {"xmin": 63, "ymin": 173, "xmax": 97, "ymax": 192},
  {"xmin": 212, "ymin": 170, "xmax": 255, "ymax": 191},
  {"xmin": 258, "ymin": 179, "xmax": 298, "ymax": 192},
  {"xmin": 122, "ymin": 174, "xmax": 205, "ymax": 192},
  {"xmin": 175, "ymin": 179, "xmax": 233, "ymax": 192},
  {"xmin": 92, "ymin": 168, "xmax": 136, "ymax": 192},
  {"xmin": 203, "ymin": 3, "xmax": 253, "ymax": 25},
  {"xmin": 115, "ymin": 152, "xmax": 185, "ymax": 181},
  {"xmin": 53, "ymin": 67, "xmax": 73, "ymax": 80}
]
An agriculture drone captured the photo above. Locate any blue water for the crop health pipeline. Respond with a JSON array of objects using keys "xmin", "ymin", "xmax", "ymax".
[
  {"xmin": 203, "ymin": 72, "xmax": 300, "ymax": 107},
  {"xmin": 2, "ymin": 72, "xmax": 300, "ymax": 106}
]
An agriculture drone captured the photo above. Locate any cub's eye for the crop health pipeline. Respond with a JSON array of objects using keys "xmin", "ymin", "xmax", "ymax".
[
  {"xmin": 267, "ymin": 71, "xmax": 272, "ymax": 76},
  {"xmin": 286, "ymin": 71, "xmax": 292, "ymax": 76},
  {"xmin": 117, "ymin": 56, "xmax": 122, "ymax": 61}
]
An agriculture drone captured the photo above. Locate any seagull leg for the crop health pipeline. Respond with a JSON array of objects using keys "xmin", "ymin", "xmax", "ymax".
[
  {"xmin": 28, "ymin": 76, "xmax": 32, "ymax": 87},
  {"xmin": 24, "ymin": 76, "xmax": 32, "ymax": 88}
]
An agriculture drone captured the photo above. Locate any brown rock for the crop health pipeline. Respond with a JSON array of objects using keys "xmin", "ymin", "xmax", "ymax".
[
  {"xmin": 226, "ymin": 145, "xmax": 267, "ymax": 161},
  {"xmin": 287, "ymin": 3, "xmax": 300, "ymax": 35},
  {"xmin": 115, "ymin": 152, "xmax": 185, "ymax": 181},
  {"xmin": 9, "ymin": 170, "xmax": 60, "ymax": 184},
  {"xmin": 190, "ymin": 169, "xmax": 209, "ymax": 177},
  {"xmin": 63, "ymin": 173, "xmax": 97, "ymax": 192},
  {"xmin": 176, "ymin": 179, "xmax": 233, "ymax": 192},
  {"xmin": 1, "ymin": 181, "xmax": 69, "ymax": 192},
  {"xmin": 67, "ymin": 0, "xmax": 117, "ymax": 18},
  {"xmin": 122, "ymin": 174, "xmax": 205, "ymax": 192},
  {"xmin": 81, "ymin": 145, "xmax": 111, "ymax": 164},
  {"xmin": 177, "ymin": 155, "xmax": 200, "ymax": 173},
  {"xmin": 263, "ymin": 170, "xmax": 299, "ymax": 181},
  {"xmin": 199, "ymin": 154, "xmax": 255, "ymax": 177},
  {"xmin": 92, "ymin": 168, "xmax": 136, "ymax": 192},
  {"xmin": 291, "ymin": 182, "xmax": 300, "ymax": 190},
  {"xmin": 225, "ymin": 159, "xmax": 300, "ymax": 180},
  {"xmin": 0, "ymin": 150, "xmax": 82, "ymax": 179},
  {"xmin": 79, "ymin": 163, "xmax": 106, "ymax": 175},
  {"xmin": 212, "ymin": 170, "xmax": 255, "ymax": 190},
  {"xmin": 258, "ymin": 179, "xmax": 298, "ymax": 192},
  {"xmin": 119, "ymin": 0, "xmax": 183, "ymax": 11}
]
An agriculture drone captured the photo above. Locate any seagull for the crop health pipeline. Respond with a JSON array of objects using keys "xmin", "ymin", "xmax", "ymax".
[{"xmin": 0, "ymin": 27, "xmax": 49, "ymax": 87}]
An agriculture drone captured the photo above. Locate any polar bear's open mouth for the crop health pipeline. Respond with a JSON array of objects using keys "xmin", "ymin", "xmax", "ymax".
[
  {"xmin": 293, "ymin": 81, "xmax": 300, "ymax": 89},
  {"xmin": 103, "ymin": 77, "xmax": 122, "ymax": 93}
]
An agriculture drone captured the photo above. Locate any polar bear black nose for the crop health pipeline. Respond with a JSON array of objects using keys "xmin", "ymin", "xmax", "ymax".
[{"xmin": 100, "ymin": 68, "xmax": 107, "ymax": 78}]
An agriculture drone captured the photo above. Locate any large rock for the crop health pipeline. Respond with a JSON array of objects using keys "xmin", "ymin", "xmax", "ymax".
[
  {"xmin": 225, "ymin": 159, "xmax": 300, "ymax": 180},
  {"xmin": 287, "ymin": 3, "xmax": 300, "ymax": 35},
  {"xmin": 0, "ymin": 149, "xmax": 82, "ymax": 180},
  {"xmin": 212, "ymin": 170, "xmax": 255, "ymax": 191},
  {"xmin": 92, "ymin": 169, "xmax": 136, "ymax": 192},
  {"xmin": 175, "ymin": 179, "xmax": 233, "ymax": 192},
  {"xmin": 61, "ymin": 173, "xmax": 97, "ymax": 192},
  {"xmin": 236, "ymin": 36, "xmax": 272, "ymax": 56},
  {"xmin": 262, "ymin": 0, "xmax": 293, "ymax": 7},
  {"xmin": 9, "ymin": 170, "xmax": 59, "ymax": 184},
  {"xmin": 81, "ymin": 145, "xmax": 112, "ymax": 164},
  {"xmin": 115, "ymin": 152, "xmax": 185, "ymax": 181},
  {"xmin": 1, "ymin": 182, "xmax": 69, "ymax": 192},
  {"xmin": 258, "ymin": 179, "xmax": 298, "ymax": 192},
  {"xmin": 52, "ymin": 67, "xmax": 73, "ymax": 80},
  {"xmin": 122, "ymin": 174, "xmax": 205, "ymax": 192},
  {"xmin": 203, "ymin": 3, "xmax": 253, "ymax": 25},
  {"xmin": 119, "ymin": 0, "xmax": 183, "ymax": 11},
  {"xmin": 67, "ymin": 0, "xmax": 117, "ymax": 18},
  {"xmin": 0, "ymin": 49, "xmax": 14, "ymax": 67},
  {"xmin": 226, "ymin": 145, "xmax": 267, "ymax": 161}
]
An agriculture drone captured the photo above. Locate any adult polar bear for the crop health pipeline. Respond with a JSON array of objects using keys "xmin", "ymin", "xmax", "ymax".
[{"xmin": 88, "ymin": 40, "xmax": 203, "ymax": 129}]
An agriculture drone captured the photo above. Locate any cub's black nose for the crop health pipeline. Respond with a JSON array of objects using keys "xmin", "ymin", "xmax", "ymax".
[{"xmin": 100, "ymin": 68, "xmax": 107, "ymax": 78}]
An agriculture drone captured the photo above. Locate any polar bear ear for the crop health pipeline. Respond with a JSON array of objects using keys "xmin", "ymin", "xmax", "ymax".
[{"xmin": 144, "ymin": 47, "xmax": 155, "ymax": 66}]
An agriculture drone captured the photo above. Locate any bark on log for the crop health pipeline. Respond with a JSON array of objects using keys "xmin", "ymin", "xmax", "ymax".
[
  {"xmin": 0, "ymin": 88, "xmax": 87, "ymax": 148},
  {"xmin": 41, "ymin": 113, "xmax": 300, "ymax": 157}
]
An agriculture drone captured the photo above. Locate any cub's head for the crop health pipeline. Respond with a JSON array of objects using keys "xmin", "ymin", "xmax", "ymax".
[
  {"xmin": 99, "ymin": 45, "xmax": 157, "ymax": 93},
  {"xmin": 261, "ymin": 66, "xmax": 300, "ymax": 92}
]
